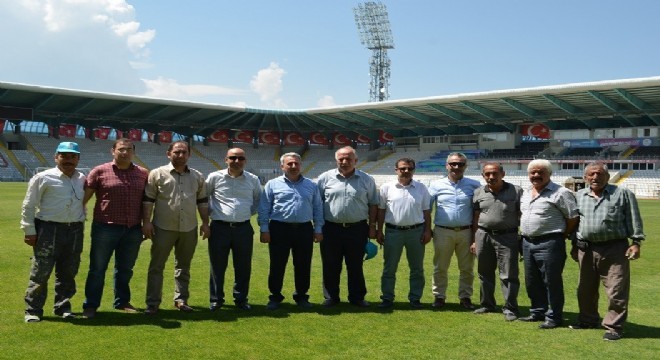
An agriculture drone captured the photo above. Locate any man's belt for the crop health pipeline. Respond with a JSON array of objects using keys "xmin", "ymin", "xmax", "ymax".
[
  {"xmin": 213, "ymin": 220, "xmax": 250, "ymax": 228},
  {"xmin": 478, "ymin": 226, "xmax": 518, "ymax": 236},
  {"xmin": 270, "ymin": 220, "xmax": 311, "ymax": 228},
  {"xmin": 36, "ymin": 219, "xmax": 83, "ymax": 227},
  {"xmin": 326, "ymin": 220, "xmax": 367, "ymax": 228},
  {"xmin": 522, "ymin": 232, "xmax": 564, "ymax": 242},
  {"xmin": 386, "ymin": 223, "xmax": 424, "ymax": 230},
  {"xmin": 436, "ymin": 225, "xmax": 472, "ymax": 231}
]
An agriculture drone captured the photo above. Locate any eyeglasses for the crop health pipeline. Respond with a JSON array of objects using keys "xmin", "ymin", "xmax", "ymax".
[
  {"xmin": 227, "ymin": 156, "xmax": 246, "ymax": 161},
  {"xmin": 448, "ymin": 162, "xmax": 466, "ymax": 167},
  {"xmin": 396, "ymin": 167, "xmax": 415, "ymax": 172}
]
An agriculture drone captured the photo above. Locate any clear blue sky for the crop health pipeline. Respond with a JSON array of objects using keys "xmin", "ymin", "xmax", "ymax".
[{"xmin": 1, "ymin": 0, "xmax": 658, "ymax": 109}]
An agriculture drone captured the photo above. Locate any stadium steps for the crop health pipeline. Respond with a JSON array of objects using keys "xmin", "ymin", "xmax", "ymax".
[
  {"xmin": 620, "ymin": 147, "xmax": 636, "ymax": 159},
  {"xmin": 0, "ymin": 143, "xmax": 26, "ymax": 178},
  {"xmin": 616, "ymin": 170, "xmax": 634, "ymax": 185},
  {"xmin": 303, "ymin": 160, "xmax": 317, "ymax": 175},
  {"xmin": 191, "ymin": 146, "xmax": 222, "ymax": 170},
  {"xmin": 131, "ymin": 155, "xmax": 150, "ymax": 170},
  {"xmin": 27, "ymin": 143, "xmax": 48, "ymax": 166},
  {"xmin": 362, "ymin": 152, "xmax": 396, "ymax": 173}
]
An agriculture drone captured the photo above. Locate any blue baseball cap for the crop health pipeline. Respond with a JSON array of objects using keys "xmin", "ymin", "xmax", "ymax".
[
  {"xmin": 55, "ymin": 142, "xmax": 80, "ymax": 154},
  {"xmin": 364, "ymin": 240, "xmax": 378, "ymax": 261}
]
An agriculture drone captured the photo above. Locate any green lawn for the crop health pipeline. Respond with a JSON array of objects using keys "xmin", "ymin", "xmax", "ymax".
[{"xmin": 0, "ymin": 182, "xmax": 658, "ymax": 359}]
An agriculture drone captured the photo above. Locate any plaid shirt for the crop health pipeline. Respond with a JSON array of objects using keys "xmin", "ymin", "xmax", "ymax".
[
  {"xmin": 576, "ymin": 184, "xmax": 645, "ymax": 243},
  {"xmin": 86, "ymin": 161, "xmax": 148, "ymax": 227}
]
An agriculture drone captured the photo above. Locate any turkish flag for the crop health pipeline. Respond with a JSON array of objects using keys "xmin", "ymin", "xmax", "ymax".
[
  {"xmin": 0, "ymin": 119, "xmax": 5, "ymax": 134},
  {"xmin": 379, "ymin": 130, "xmax": 394, "ymax": 143},
  {"xmin": 208, "ymin": 130, "xmax": 229, "ymax": 143},
  {"xmin": 159, "ymin": 131, "xmax": 172, "ymax": 143},
  {"xmin": 333, "ymin": 133, "xmax": 351, "ymax": 146},
  {"xmin": 520, "ymin": 124, "xmax": 550, "ymax": 139},
  {"xmin": 59, "ymin": 124, "xmax": 76, "ymax": 138},
  {"xmin": 129, "ymin": 129, "xmax": 142, "ymax": 141},
  {"xmin": 284, "ymin": 132, "xmax": 305, "ymax": 146},
  {"xmin": 356, "ymin": 134, "xmax": 370, "ymax": 144},
  {"xmin": 309, "ymin": 132, "xmax": 328, "ymax": 145},
  {"xmin": 94, "ymin": 127, "xmax": 111, "ymax": 140},
  {"xmin": 259, "ymin": 131, "xmax": 280, "ymax": 145},
  {"xmin": 233, "ymin": 130, "xmax": 253, "ymax": 143}
]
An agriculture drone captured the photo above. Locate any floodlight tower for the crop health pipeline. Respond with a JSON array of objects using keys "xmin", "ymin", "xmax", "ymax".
[{"xmin": 354, "ymin": 1, "xmax": 394, "ymax": 102}]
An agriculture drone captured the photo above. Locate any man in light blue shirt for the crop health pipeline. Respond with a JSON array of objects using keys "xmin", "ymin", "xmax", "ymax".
[
  {"xmin": 258, "ymin": 152, "xmax": 324, "ymax": 310},
  {"xmin": 428, "ymin": 152, "xmax": 481, "ymax": 310}
]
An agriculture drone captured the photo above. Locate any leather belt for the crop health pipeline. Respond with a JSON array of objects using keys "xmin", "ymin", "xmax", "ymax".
[
  {"xmin": 271, "ymin": 220, "xmax": 311, "ymax": 228},
  {"xmin": 436, "ymin": 225, "xmax": 472, "ymax": 231},
  {"xmin": 326, "ymin": 220, "xmax": 367, "ymax": 228},
  {"xmin": 386, "ymin": 223, "xmax": 424, "ymax": 230},
  {"xmin": 213, "ymin": 220, "xmax": 250, "ymax": 228},
  {"xmin": 36, "ymin": 219, "xmax": 83, "ymax": 227},
  {"xmin": 478, "ymin": 226, "xmax": 518, "ymax": 236},
  {"xmin": 522, "ymin": 232, "xmax": 564, "ymax": 242}
]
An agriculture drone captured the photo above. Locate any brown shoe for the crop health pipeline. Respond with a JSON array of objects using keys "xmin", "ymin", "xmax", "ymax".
[
  {"xmin": 459, "ymin": 298, "xmax": 475, "ymax": 310},
  {"xmin": 175, "ymin": 301, "xmax": 194, "ymax": 312},
  {"xmin": 82, "ymin": 307, "xmax": 97, "ymax": 319},
  {"xmin": 144, "ymin": 306, "xmax": 159, "ymax": 315},
  {"xmin": 116, "ymin": 303, "xmax": 139, "ymax": 313},
  {"xmin": 432, "ymin": 297, "xmax": 446, "ymax": 309}
]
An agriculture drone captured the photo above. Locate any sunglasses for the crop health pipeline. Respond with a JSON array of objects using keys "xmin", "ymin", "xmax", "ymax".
[
  {"xmin": 448, "ymin": 162, "xmax": 466, "ymax": 167},
  {"xmin": 397, "ymin": 166, "xmax": 415, "ymax": 172},
  {"xmin": 227, "ymin": 156, "xmax": 246, "ymax": 161}
]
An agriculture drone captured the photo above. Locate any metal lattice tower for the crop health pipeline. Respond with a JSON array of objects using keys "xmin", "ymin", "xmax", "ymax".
[{"xmin": 354, "ymin": 1, "xmax": 394, "ymax": 102}]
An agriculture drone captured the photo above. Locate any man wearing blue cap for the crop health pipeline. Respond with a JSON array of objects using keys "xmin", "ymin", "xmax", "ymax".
[{"xmin": 21, "ymin": 142, "xmax": 86, "ymax": 322}]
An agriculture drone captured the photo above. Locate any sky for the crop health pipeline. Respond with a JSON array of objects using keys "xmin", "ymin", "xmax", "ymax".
[{"xmin": 1, "ymin": 0, "xmax": 659, "ymax": 110}]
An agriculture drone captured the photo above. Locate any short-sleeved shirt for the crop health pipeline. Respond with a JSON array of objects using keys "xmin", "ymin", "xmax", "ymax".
[
  {"xmin": 257, "ymin": 175, "xmax": 324, "ymax": 233},
  {"xmin": 206, "ymin": 169, "xmax": 261, "ymax": 222},
  {"xmin": 473, "ymin": 181, "xmax": 522, "ymax": 230},
  {"xmin": 317, "ymin": 168, "xmax": 378, "ymax": 223},
  {"xmin": 144, "ymin": 163, "xmax": 207, "ymax": 232},
  {"xmin": 520, "ymin": 181, "xmax": 579, "ymax": 237},
  {"xmin": 20, "ymin": 167, "xmax": 86, "ymax": 235},
  {"xmin": 379, "ymin": 179, "xmax": 431, "ymax": 226},
  {"xmin": 86, "ymin": 161, "xmax": 148, "ymax": 227},
  {"xmin": 576, "ymin": 184, "xmax": 645, "ymax": 243},
  {"xmin": 428, "ymin": 176, "xmax": 481, "ymax": 227}
]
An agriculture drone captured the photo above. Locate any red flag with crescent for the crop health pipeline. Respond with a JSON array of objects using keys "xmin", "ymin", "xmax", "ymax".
[
  {"xmin": 333, "ymin": 133, "xmax": 351, "ymax": 146},
  {"xmin": 520, "ymin": 124, "xmax": 550, "ymax": 139},
  {"xmin": 159, "ymin": 131, "xmax": 172, "ymax": 143},
  {"xmin": 356, "ymin": 134, "xmax": 370, "ymax": 144},
  {"xmin": 116, "ymin": 130, "xmax": 123, "ymax": 138},
  {"xmin": 284, "ymin": 132, "xmax": 305, "ymax": 146},
  {"xmin": 310, "ymin": 132, "xmax": 328, "ymax": 145},
  {"xmin": 0, "ymin": 119, "xmax": 4, "ymax": 134},
  {"xmin": 233, "ymin": 130, "xmax": 254, "ymax": 143},
  {"xmin": 379, "ymin": 130, "xmax": 394, "ymax": 143},
  {"xmin": 207, "ymin": 130, "xmax": 229, "ymax": 143},
  {"xmin": 129, "ymin": 129, "xmax": 142, "ymax": 141},
  {"xmin": 59, "ymin": 124, "xmax": 76, "ymax": 138},
  {"xmin": 94, "ymin": 127, "xmax": 111, "ymax": 140},
  {"xmin": 259, "ymin": 131, "xmax": 280, "ymax": 145}
]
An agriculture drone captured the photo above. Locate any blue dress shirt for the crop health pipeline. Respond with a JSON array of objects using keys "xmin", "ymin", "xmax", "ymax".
[
  {"xmin": 257, "ymin": 175, "xmax": 324, "ymax": 233},
  {"xmin": 428, "ymin": 176, "xmax": 481, "ymax": 227}
]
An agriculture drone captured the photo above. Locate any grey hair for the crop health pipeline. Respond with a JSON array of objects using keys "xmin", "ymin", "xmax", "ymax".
[
  {"xmin": 446, "ymin": 152, "xmax": 468, "ymax": 163},
  {"xmin": 335, "ymin": 146, "xmax": 357, "ymax": 160},
  {"xmin": 280, "ymin": 152, "xmax": 302, "ymax": 165},
  {"xmin": 584, "ymin": 162, "xmax": 609, "ymax": 175},
  {"xmin": 527, "ymin": 159, "xmax": 553, "ymax": 175}
]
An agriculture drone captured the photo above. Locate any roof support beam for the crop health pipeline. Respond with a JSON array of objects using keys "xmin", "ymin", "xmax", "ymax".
[
  {"xmin": 501, "ymin": 98, "xmax": 539, "ymax": 117},
  {"xmin": 614, "ymin": 88, "xmax": 660, "ymax": 125},
  {"xmin": 426, "ymin": 104, "xmax": 470, "ymax": 121},
  {"xmin": 393, "ymin": 106, "xmax": 435, "ymax": 125},
  {"xmin": 587, "ymin": 90, "xmax": 635, "ymax": 126}
]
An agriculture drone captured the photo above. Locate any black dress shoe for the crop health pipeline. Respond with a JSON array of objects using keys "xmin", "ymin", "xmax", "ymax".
[
  {"xmin": 209, "ymin": 302, "xmax": 223, "ymax": 311},
  {"xmin": 350, "ymin": 300, "xmax": 370, "ymax": 307},
  {"xmin": 431, "ymin": 298, "xmax": 445, "ymax": 309},
  {"xmin": 378, "ymin": 300, "xmax": 393, "ymax": 308},
  {"xmin": 539, "ymin": 320, "xmax": 561, "ymax": 329},
  {"xmin": 409, "ymin": 300, "xmax": 424, "ymax": 309},
  {"xmin": 322, "ymin": 299, "xmax": 339, "ymax": 308},
  {"xmin": 236, "ymin": 302, "xmax": 252, "ymax": 310},
  {"xmin": 296, "ymin": 300, "xmax": 313, "ymax": 309},
  {"xmin": 459, "ymin": 298, "xmax": 475, "ymax": 310},
  {"xmin": 569, "ymin": 322, "xmax": 599, "ymax": 330},
  {"xmin": 518, "ymin": 315, "xmax": 544, "ymax": 322}
]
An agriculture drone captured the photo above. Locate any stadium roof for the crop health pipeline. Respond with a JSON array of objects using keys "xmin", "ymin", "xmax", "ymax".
[{"xmin": 1, "ymin": 76, "xmax": 659, "ymax": 139}]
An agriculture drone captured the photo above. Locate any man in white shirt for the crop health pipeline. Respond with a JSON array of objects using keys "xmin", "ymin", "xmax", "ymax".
[{"xmin": 21, "ymin": 142, "xmax": 86, "ymax": 322}]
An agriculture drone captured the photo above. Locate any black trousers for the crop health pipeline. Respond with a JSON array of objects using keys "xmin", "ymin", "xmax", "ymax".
[
  {"xmin": 320, "ymin": 221, "xmax": 369, "ymax": 302},
  {"xmin": 208, "ymin": 220, "xmax": 254, "ymax": 305},
  {"xmin": 267, "ymin": 221, "xmax": 314, "ymax": 303}
]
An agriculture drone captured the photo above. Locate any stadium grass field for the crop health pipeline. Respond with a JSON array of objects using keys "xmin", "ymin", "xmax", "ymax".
[{"xmin": 0, "ymin": 181, "xmax": 658, "ymax": 359}]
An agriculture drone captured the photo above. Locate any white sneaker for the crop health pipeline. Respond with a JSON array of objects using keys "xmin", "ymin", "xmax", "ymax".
[
  {"xmin": 61, "ymin": 312, "xmax": 76, "ymax": 319},
  {"xmin": 24, "ymin": 314, "xmax": 41, "ymax": 323}
]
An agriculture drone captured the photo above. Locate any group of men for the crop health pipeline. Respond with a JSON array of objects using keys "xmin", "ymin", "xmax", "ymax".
[{"xmin": 21, "ymin": 142, "xmax": 644, "ymax": 341}]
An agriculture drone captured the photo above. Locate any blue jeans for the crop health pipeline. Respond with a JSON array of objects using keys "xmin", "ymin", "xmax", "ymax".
[
  {"xmin": 381, "ymin": 227, "xmax": 426, "ymax": 302},
  {"xmin": 84, "ymin": 222, "xmax": 143, "ymax": 309},
  {"xmin": 522, "ymin": 235, "xmax": 566, "ymax": 323}
]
